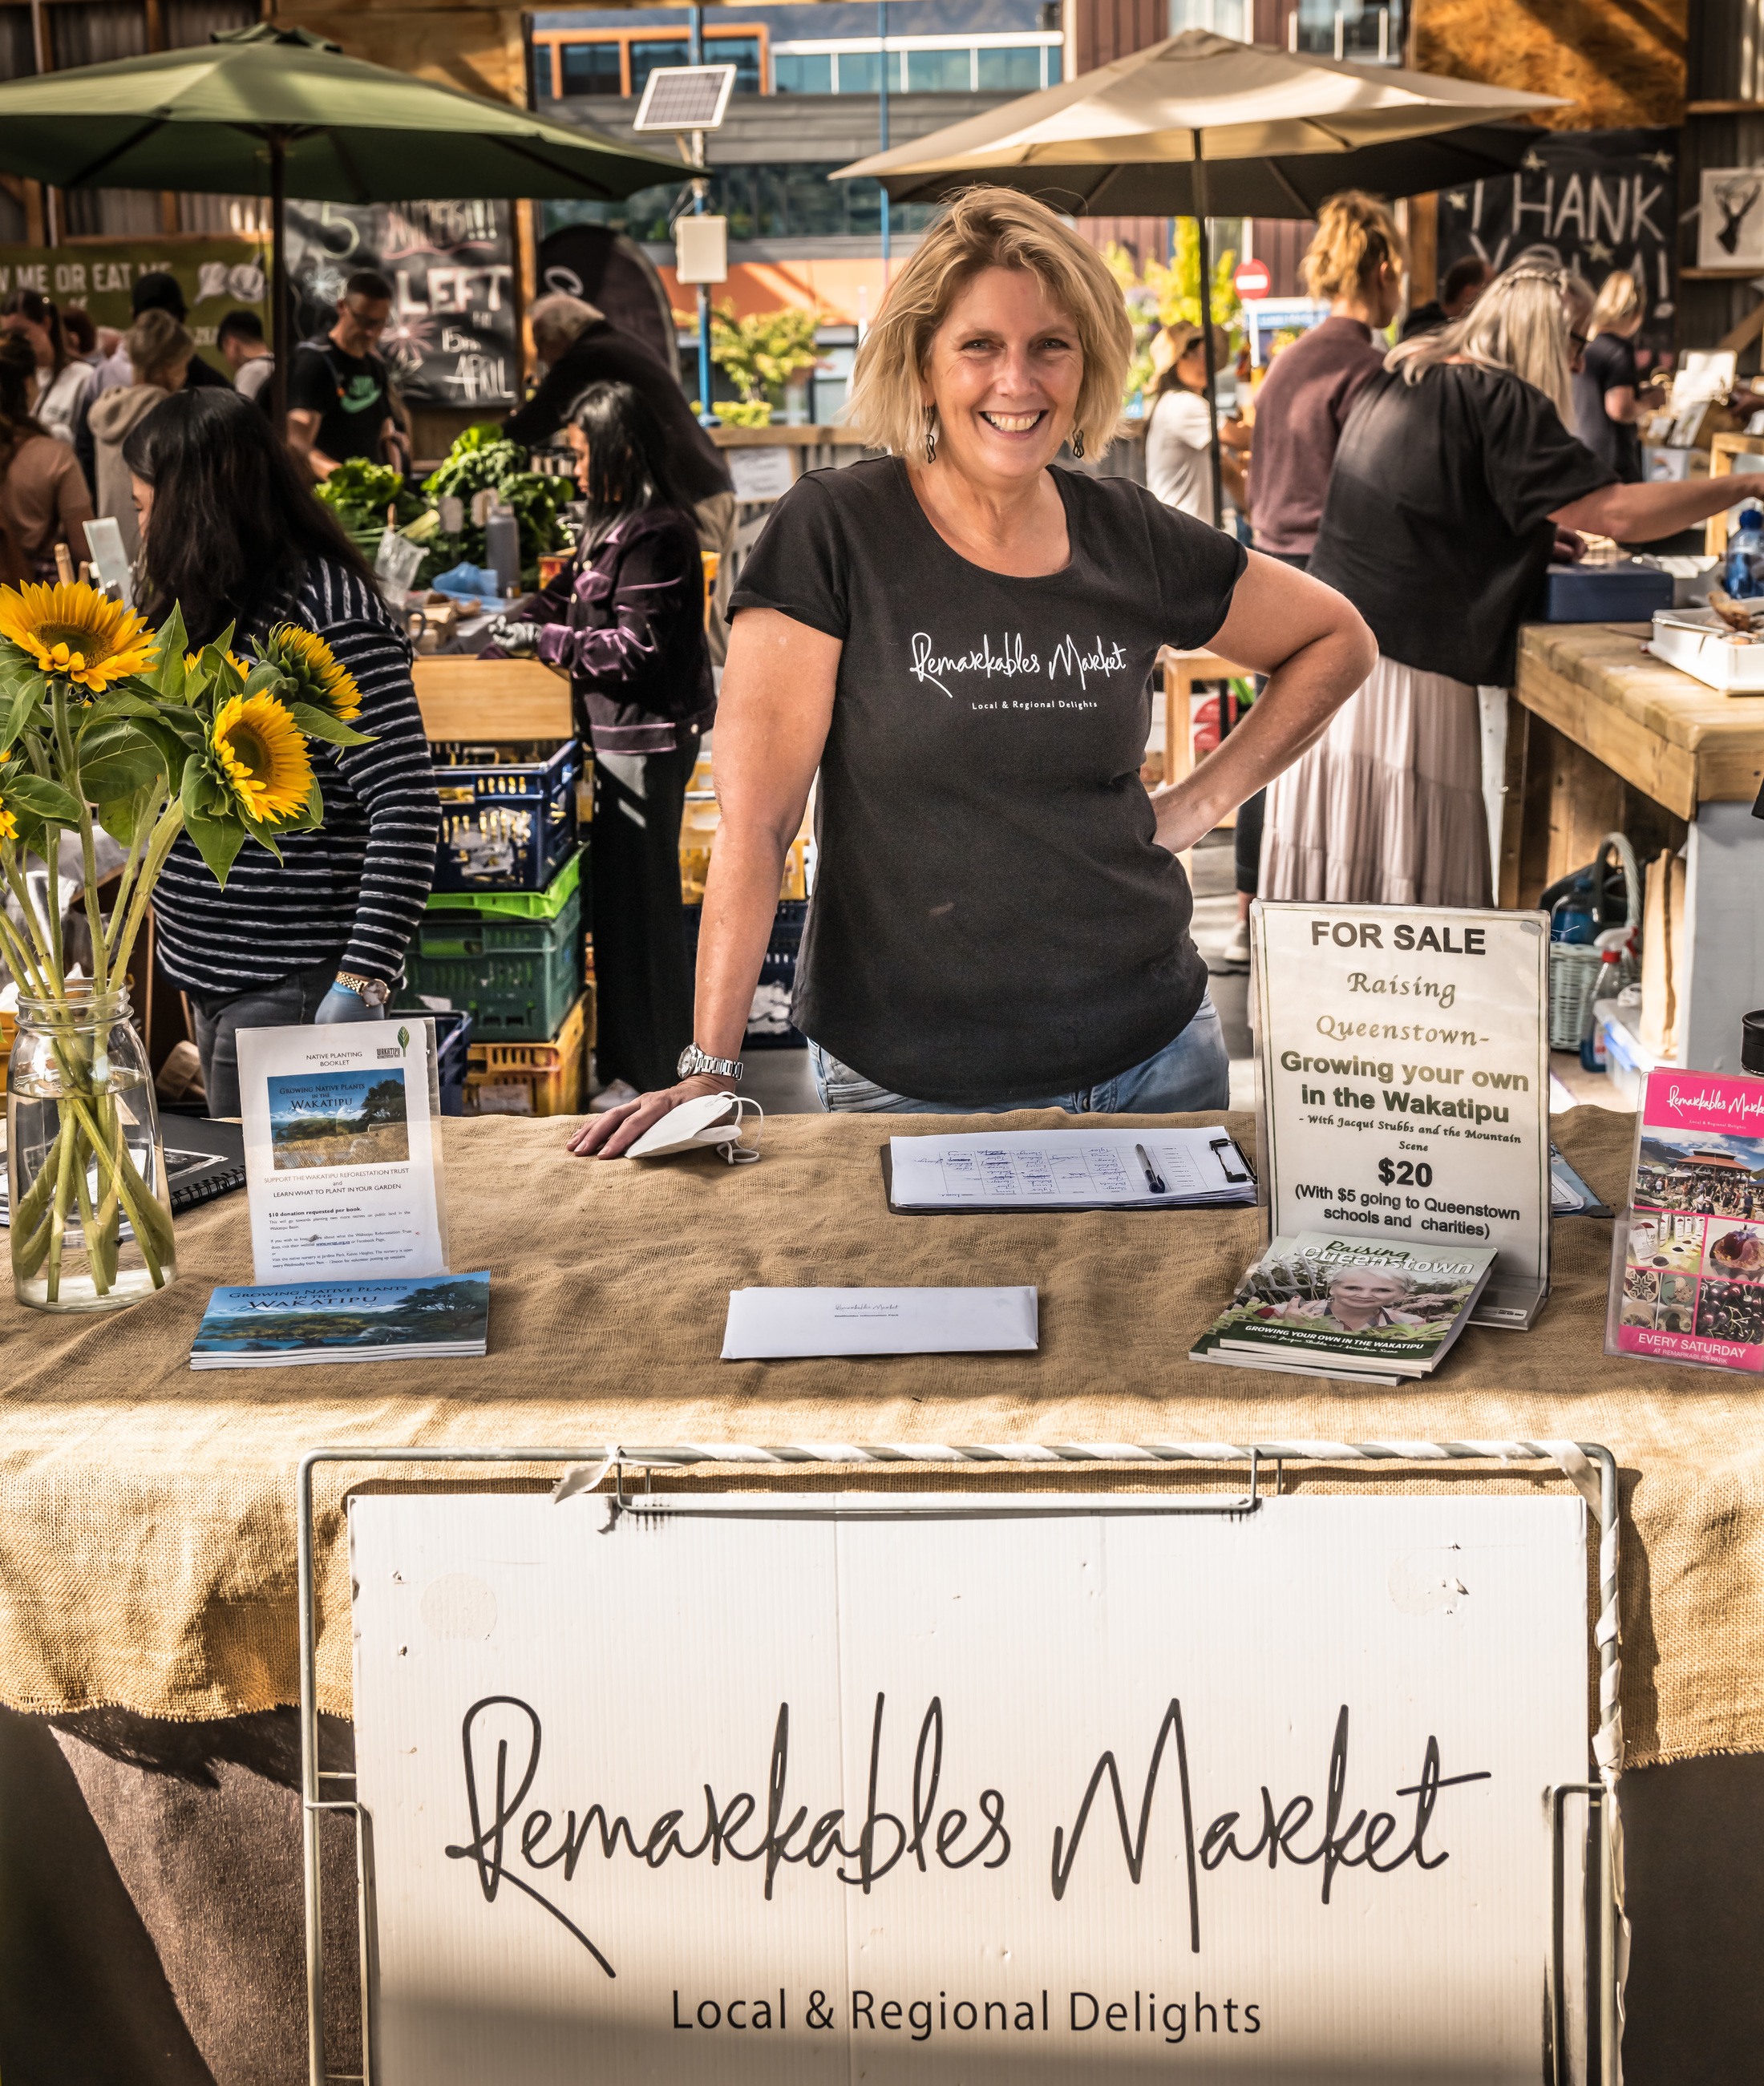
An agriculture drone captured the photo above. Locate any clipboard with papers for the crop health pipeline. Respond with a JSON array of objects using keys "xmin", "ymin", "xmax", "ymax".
[{"xmin": 884, "ymin": 1126, "xmax": 1257, "ymax": 1214}]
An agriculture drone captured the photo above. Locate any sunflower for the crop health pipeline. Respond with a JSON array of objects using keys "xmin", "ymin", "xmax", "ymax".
[
  {"xmin": 259, "ymin": 623, "xmax": 362, "ymax": 722},
  {"xmin": 184, "ymin": 648, "xmax": 250, "ymax": 680},
  {"xmin": 209, "ymin": 693, "xmax": 314, "ymax": 825},
  {"xmin": 0, "ymin": 757, "xmax": 16, "ymax": 844},
  {"xmin": 0, "ymin": 582, "xmax": 157, "ymax": 694}
]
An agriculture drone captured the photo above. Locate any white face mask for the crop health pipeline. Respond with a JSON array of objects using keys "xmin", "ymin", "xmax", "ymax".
[{"xmin": 624, "ymin": 1092, "xmax": 763, "ymax": 1166}]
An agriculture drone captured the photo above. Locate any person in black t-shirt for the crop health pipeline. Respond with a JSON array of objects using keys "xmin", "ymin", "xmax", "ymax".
[
  {"xmin": 1269, "ymin": 261, "xmax": 1745, "ymax": 910},
  {"xmin": 1571, "ymin": 270, "xmax": 1651, "ymax": 482},
  {"xmin": 569, "ymin": 188, "xmax": 1376, "ymax": 1158},
  {"xmin": 285, "ymin": 269, "xmax": 407, "ymax": 480}
]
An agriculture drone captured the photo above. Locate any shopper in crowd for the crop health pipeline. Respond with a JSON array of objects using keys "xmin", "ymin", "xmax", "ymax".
[
  {"xmin": 87, "ymin": 311, "xmax": 192, "ymax": 560},
  {"xmin": 1572, "ymin": 270, "xmax": 1650, "ymax": 482},
  {"xmin": 60, "ymin": 306, "xmax": 100, "ymax": 367},
  {"xmin": 572, "ymin": 187, "xmax": 1374, "ymax": 1157},
  {"xmin": 1398, "ymin": 254, "xmax": 1491, "ymax": 340},
  {"xmin": 1227, "ymin": 192, "xmax": 1404, "ymax": 962},
  {"xmin": 285, "ymin": 269, "xmax": 408, "ymax": 480},
  {"xmin": 1144, "ymin": 321, "xmax": 1245, "ymax": 521},
  {"xmin": 217, "ymin": 308, "xmax": 275, "ymax": 407},
  {"xmin": 1265, "ymin": 261, "xmax": 1751, "ymax": 908},
  {"xmin": 484, "ymin": 379, "xmax": 713, "ymax": 1105},
  {"xmin": 0, "ymin": 289, "xmax": 92, "ymax": 446},
  {"xmin": 506, "ymin": 292, "xmax": 737, "ymax": 655},
  {"xmin": 123, "ymin": 389, "xmax": 440, "ymax": 1117},
  {"xmin": 0, "ymin": 334, "xmax": 91, "ymax": 584},
  {"xmin": 77, "ymin": 271, "xmax": 227, "ymax": 490}
]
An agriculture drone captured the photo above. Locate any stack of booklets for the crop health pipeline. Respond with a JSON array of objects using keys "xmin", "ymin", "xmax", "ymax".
[
  {"xmin": 190, "ymin": 1270, "xmax": 490, "ymax": 1369},
  {"xmin": 1192, "ymin": 1232, "xmax": 1496, "ymax": 1385}
]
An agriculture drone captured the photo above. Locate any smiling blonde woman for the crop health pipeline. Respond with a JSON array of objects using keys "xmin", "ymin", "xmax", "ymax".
[{"xmin": 572, "ymin": 186, "xmax": 1378, "ymax": 1156}]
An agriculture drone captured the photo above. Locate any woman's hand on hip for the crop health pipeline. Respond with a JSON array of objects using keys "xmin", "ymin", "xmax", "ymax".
[{"xmin": 566, "ymin": 1073, "xmax": 734, "ymax": 1159}]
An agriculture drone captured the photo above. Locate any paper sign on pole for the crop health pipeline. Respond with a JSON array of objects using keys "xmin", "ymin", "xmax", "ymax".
[
  {"xmin": 351, "ymin": 1490, "xmax": 1589, "ymax": 2084},
  {"xmin": 237, "ymin": 1019, "xmax": 448, "ymax": 1284},
  {"xmin": 1252, "ymin": 901, "xmax": 1552, "ymax": 1328}
]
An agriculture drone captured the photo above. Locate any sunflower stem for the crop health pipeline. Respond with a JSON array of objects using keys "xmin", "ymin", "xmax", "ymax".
[
  {"xmin": 43, "ymin": 1102, "xmax": 75, "ymax": 1303},
  {"xmin": 105, "ymin": 785, "xmax": 164, "ymax": 962},
  {"xmin": 110, "ymin": 803, "xmax": 184, "ymax": 989},
  {"xmin": 55, "ymin": 682, "xmax": 108, "ymax": 995}
]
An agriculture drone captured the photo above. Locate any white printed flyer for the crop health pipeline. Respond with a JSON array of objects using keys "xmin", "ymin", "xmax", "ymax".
[
  {"xmin": 237, "ymin": 1019, "xmax": 449, "ymax": 1285},
  {"xmin": 1252, "ymin": 901, "xmax": 1551, "ymax": 1328}
]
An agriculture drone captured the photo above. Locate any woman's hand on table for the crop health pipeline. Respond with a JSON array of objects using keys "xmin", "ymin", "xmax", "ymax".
[{"xmin": 566, "ymin": 1073, "xmax": 734, "ymax": 1159}]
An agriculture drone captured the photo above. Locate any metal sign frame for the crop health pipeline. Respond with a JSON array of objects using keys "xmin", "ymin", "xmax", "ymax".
[{"xmin": 297, "ymin": 1438, "xmax": 1622, "ymax": 2086}]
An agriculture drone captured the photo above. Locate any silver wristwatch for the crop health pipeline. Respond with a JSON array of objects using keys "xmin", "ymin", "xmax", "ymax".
[
  {"xmin": 334, "ymin": 969, "xmax": 391, "ymax": 1009},
  {"xmin": 678, "ymin": 1042, "xmax": 743, "ymax": 1083}
]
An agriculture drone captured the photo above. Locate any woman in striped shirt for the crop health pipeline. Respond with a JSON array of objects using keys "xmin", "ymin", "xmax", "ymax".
[{"xmin": 124, "ymin": 389, "xmax": 441, "ymax": 1116}]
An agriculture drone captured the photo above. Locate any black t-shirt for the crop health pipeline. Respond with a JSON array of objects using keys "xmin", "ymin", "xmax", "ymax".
[
  {"xmin": 727, "ymin": 457, "xmax": 1245, "ymax": 1103},
  {"xmin": 287, "ymin": 336, "xmax": 393, "ymax": 464},
  {"xmin": 504, "ymin": 321, "xmax": 732, "ymax": 505},
  {"xmin": 1572, "ymin": 331, "xmax": 1644, "ymax": 483},
  {"xmin": 1309, "ymin": 364, "xmax": 1616, "ymax": 687}
]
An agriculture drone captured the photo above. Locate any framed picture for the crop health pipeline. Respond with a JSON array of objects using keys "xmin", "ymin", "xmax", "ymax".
[{"xmin": 1699, "ymin": 167, "xmax": 1764, "ymax": 271}]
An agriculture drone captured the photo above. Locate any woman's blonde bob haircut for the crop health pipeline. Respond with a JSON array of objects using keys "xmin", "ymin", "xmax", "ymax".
[
  {"xmin": 1386, "ymin": 259, "xmax": 1592, "ymax": 423},
  {"xmin": 845, "ymin": 186, "xmax": 1135, "ymax": 463}
]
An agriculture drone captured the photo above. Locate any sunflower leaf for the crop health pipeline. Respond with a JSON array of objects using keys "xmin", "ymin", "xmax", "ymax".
[
  {"xmin": 180, "ymin": 761, "xmax": 245, "ymax": 886},
  {"xmin": 151, "ymin": 606, "xmax": 191, "ymax": 701},
  {"xmin": 0, "ymin": 672, "xmax": 48, "ymax": 751},
  {"xmin": 238, "ymin": 811, "xmax": 285, "ymax": 862},
  {"xmin": 81, "ymin": 690, "xmax": 165, "ymax": 726},
  {"xmin": 95, "ymin": 782, "xmax": 157, "ymax": 850},
  {"xmin": 4, "ymin": 773, "xmax": 83, "ymax": 823},
  {"xmin": 287, "ymin": 702, "xmax": 375, "ymax": 748},
  {"xmin": 79, "ymin": 720, "xmax": 167, "ymax": 807},
  {"xmin": 150, "ymin": 706, "xmax": 204, "ymax": 750}
]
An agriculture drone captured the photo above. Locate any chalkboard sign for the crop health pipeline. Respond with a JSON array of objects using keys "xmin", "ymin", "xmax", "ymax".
[
  {"xmin": 283, "ymin": 200, "xmax": 517, "ymax": 409},
  {"xmin": 1436, "ymin": 127, "xmax": 1677, "ymax": 358}
]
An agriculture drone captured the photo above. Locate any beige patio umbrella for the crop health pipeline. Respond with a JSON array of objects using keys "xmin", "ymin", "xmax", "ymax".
[{"xmin": 838, "ymin": 30, "xmax": 1566, "ymax": 520}]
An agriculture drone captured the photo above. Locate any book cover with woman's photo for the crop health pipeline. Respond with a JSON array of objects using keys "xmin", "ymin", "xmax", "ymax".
[
  {"xmin": 1192, "ymin": 1231, "xmax": 1496, "ymax": 1382},
  {"xmin": 1608, "ymin": 1069, "xmax": 1764, "ymax": 1373}
]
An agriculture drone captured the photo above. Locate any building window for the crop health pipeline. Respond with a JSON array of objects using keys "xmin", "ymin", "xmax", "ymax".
[
  {"xmin": 560, "ymin": 40, "xmax": 623, "ymax": 96},
  {"xmin": 774, "ymin": 49, "xmax": 832, "ymax": 93},
  {"xmin": 1169, "ymin": 0, "xmax": 1248, "ymax": 35},
  {"xmin": 976, "ymin": 44, "xmax": 1043, "ymax": 89},
  {"xmin": 834, "ymin": 48, "xmax": 884, "ymax": 95},
  {"xmin": 544, "ymin": 164, "xmax": 939, "ymax": 245},
  {"xmin": 905, "ymin": 45, "xmax": 973, "ymax": 91}
]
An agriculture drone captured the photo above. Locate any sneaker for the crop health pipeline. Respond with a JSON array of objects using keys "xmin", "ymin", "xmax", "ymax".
[
  {"xmin": 1219, "ymin": 920, "xmax": 1252, "ymax": 966},
  {"xmin": 589, "ymin": 1077, "xmax": 640, "ymax": 1114}
]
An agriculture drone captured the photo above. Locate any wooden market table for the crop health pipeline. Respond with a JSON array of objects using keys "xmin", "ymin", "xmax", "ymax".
[
  {"xmin": 411, "ymin": 655, "xmax": 570, "ymax": 742},
  {"xmin": 1507, "ymin": 621, "xmax": 1764, "ymax": 1072}
]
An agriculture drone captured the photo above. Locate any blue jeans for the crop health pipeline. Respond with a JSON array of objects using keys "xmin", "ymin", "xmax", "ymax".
[{"xmin": 809, "ymin": 995, "xmax": 1230, "ymax": 1114}]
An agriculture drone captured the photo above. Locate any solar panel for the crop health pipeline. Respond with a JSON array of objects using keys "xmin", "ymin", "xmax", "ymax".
[{"xmin": 632, "ymin": 65, "xmax": 736, "ymax": 132}]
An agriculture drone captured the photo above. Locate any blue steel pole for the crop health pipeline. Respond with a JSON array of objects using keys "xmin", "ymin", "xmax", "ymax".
[{"xmin": 690, "ymin": 2, "xmax": 714, "ymax": 422}]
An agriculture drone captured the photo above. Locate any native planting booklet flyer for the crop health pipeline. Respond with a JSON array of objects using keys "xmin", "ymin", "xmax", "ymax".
[
  {"xmin": 190, "ymin": 1271, "xmax": 490, "ymax": 1369},
  {"xmin": 237, "ymin": 1020, "xmax": 449, "ymax": 1284},
  {"xmin": 1608, "ymin": 1068, "xmax": 1764, "ymax": 1372},
  {"xmin": 1192, "ymin": 1231, "xmax": 1496, "ymax": 1383},
  {"xmin": 1252, "ymin": 902, "xmax": 1551, "ymax": 1325},
  {"xmin": 887, "ymin": 1126, "xmax": 1255, "ymax": 1211}
]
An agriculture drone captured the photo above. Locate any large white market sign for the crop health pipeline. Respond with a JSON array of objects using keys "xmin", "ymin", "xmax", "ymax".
[
  {"xmin": 351, "ymin": 1492, "xmax": 1588, "ymax": 2082},
  {"xmin": 1252, "ymin": 900, "xmax": 1552, "ymax": 1325}
]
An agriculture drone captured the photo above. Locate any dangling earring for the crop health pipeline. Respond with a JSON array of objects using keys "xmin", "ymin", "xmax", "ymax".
[
  {"xmin": 1070, "ymin": 426, "xmax": 1085, "ymax": 459},
  {"xmin": 925, "ymin": 414, "xmax": 938, "ymax": 463}
]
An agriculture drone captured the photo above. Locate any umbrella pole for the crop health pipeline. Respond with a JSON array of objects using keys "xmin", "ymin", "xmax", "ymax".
[
  {"xmin": 1192, "ymin": 132, "xmax": 1223, "ymax": 533},
  {"xmin": 269, "ymin": 129, "xmax": 289, "ymax": 435}
]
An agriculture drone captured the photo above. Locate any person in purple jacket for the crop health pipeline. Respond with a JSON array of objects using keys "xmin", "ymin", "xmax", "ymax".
[{"xmin": 487, "ymin": 380, "xmax": 714, "ymax": 1102}]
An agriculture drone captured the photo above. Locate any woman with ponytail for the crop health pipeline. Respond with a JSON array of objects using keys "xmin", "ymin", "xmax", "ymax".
[{"xmin": 0, "ymin": 288, "xmax": 91, "ymax": 447}]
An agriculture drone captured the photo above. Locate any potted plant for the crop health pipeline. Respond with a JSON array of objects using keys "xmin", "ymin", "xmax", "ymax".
[{"xmin": 0, "ymin": 580, "xmax": 369, "ymax": 1312}]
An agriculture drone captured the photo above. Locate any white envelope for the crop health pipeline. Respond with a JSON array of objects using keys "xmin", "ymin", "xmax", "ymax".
[{"xmin": 721, "ymin": 1284, "xmax": 1038, "ymax": 1360}]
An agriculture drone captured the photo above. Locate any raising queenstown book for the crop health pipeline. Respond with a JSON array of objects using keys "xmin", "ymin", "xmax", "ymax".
[
  {"xmin": 1192, "ymin": 1232, "xmax": 1495, "ymax": 1384},
  {"xmin": 189, "ymin": 1270, "xmax": 489, "ymax": 1368}
]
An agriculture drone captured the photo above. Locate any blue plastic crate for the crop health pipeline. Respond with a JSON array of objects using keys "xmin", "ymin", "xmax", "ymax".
[
  {"xmin": 431, "ymin": 738, "xmax": 581, "ymax": 893},
  {"xmin": 431, "ymin": 1008, "xmax": 474, "ymax": 1116}
]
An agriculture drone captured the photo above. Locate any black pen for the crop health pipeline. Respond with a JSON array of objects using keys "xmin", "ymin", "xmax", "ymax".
[{"xmin": 1135, "ymin": 1142, "xmax": 1167, "ymax": 1196}]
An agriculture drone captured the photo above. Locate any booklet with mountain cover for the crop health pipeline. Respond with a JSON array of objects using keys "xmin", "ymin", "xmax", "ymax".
[
  {"xmin": 1192, "ymin": 1231, "xmax": 1496, "ymax": 1384},
  {"xmin": 189, "ymin": 1270, "xmax": 489, "ymax": 1369}
]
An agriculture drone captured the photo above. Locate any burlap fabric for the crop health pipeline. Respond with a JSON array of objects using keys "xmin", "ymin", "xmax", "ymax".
[{"xmin": 0, "ymin": 1105, "xmax": 1756, "ymax": 1767}]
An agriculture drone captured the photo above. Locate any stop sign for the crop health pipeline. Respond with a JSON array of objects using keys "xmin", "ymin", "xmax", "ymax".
[{"xmin": 1234, "ymin": 258, "xmax": 1272, "ymax": 300}]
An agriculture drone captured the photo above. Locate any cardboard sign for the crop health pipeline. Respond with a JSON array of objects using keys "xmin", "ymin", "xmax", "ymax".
[
  {"xmin": 237, "ymin": 1018, "xmax": 448, "ymax": 1284},
  {"xmin": 1252, "ymin": 902, "xmax": 1552, "ymax": 1327},
  {"xmin": 351, "ymin": 1490, "xmax": 1589, "ymax": 2083}
]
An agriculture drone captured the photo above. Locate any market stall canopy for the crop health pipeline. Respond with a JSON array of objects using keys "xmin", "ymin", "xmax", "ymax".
[
  {"xmin": 835, "ymin": 30, "xmax": 1568, "ymax": 217},
  {"xmin": 0, "ymin": 24, "xmax": 677, "ymax": 203}
]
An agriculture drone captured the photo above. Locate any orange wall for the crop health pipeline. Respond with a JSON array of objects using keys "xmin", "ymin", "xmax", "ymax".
[{"xmin": 658, "ymin": 257, "xmax": 897, "ymax": 329}]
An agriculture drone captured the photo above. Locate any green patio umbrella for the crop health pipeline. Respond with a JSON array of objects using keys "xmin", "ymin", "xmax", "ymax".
[{"xmin": 0, "ymin": 23, "xmax": 678, "ymax": 422}]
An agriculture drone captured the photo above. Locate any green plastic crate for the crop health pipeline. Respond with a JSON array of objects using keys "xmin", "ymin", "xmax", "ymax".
[{"xmin": 404, "ymin": 882, "xmax": 583, "ymax": 1041}]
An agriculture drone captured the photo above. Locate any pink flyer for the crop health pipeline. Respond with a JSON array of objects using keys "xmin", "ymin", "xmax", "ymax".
[{"xmin": 1612, "ymin": 1069, "xmax": 1764, "ymax": 1372}]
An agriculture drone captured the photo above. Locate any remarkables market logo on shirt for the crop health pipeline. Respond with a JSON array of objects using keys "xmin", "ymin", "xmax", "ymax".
[{"xmin": 907, "ymin": 629, "xmax": 1127, "ymax": 712}]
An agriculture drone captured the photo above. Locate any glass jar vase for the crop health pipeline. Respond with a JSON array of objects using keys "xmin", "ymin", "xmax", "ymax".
[{"xmin": 7, "ymin": 983, "xmax": 176, "ymax": 1312}]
